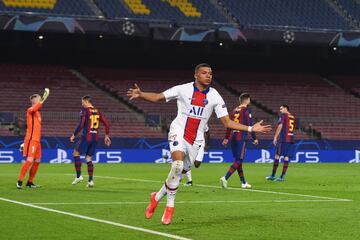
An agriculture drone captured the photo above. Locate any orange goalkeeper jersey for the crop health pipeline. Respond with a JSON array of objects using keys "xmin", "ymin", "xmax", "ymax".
[{"xmin": 25, "ymin": 102, "xmax": 42, "ymax": 142}]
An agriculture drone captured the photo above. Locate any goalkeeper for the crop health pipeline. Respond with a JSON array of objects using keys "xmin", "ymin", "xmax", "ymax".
[{"xmin": 16, "ymin": 88, "xmax": 50, "ymax": 189}]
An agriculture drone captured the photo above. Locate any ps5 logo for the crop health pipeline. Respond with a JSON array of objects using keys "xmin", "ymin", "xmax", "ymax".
[
  {"xmin": 0, "ymin": 151, "xmax": 14, "ymax": 163},
  {"xmin": 255, "ymin": 149, "xmax": 274, "ymax": 163},
  {"xmin": 292, "ymin": 152, "xmax": 319, "ymax": 163},
  {"xmin": 255, "ymin": 149, "xmax": 320, "ymax": 163},
  {"xmin": 349, "ymin": 150, "xmax": 360, "ymax": 163},
  {"xmin": 49, "ymin": 149, "xmax": 122, "ymax": 164}
]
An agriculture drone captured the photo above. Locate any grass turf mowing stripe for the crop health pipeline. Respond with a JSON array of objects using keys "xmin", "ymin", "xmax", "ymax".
[
  {"xmin": 28, "ymin": 199, "xmax": 351, "ymax": 205},
  {"xmin": 67, "ymin": 174, "xmax": 352, "ymax": 202},
  {"xmin": 0, "ymin": 197, "xmax": 192, "ymax": 240}
]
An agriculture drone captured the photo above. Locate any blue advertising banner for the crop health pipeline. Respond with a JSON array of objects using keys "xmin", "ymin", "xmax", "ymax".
[
  {"xmin": 0, "ymin": 148, "xmax": 359, "ymax": 164},
  {"xmin": 0, "ymin": 137, "xmax": 359, "ymax": 163}
]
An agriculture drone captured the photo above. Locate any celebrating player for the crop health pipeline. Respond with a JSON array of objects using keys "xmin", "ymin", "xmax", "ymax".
[
  {"xmin": 220, "ymin": 93, "xmax": 258, "ymax": 189},
  {"xmin": 266, "ymin": 105, "xmax": 295, "ymax": 181},
  {"xmin": 183, "ymin": 126, "xmax": 209, "ymax": 186},
  {"xmin": 16, "ymin": 88, "xmax": 50, "ymax": 189},
  {"xmin": 127, "ymin": 63, "xmax": 271, "ymax": 225},
  {"xmin": 70, "ymin": 95, "xmax": 111, "ymax": 187}
]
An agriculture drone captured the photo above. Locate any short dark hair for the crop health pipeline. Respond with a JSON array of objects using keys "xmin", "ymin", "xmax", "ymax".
[
  {"xmin": 195, "ymin": 63, "xmax": 211, "ymax": 72},
  {"xmin": 82, "ymin": 95, "xmax": 92, "ymax": 103},
  {"xmin": 239, "ymin": 93, "xmax": 250, "ymax": 104},
  {"xmin": 281, "ymin": 104, "xmax": 290, "ymax": 110}
]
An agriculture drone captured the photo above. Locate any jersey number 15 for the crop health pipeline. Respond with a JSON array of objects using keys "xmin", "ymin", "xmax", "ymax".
[{"xmin": 90, "ymin": 115, "xmax": 100, "ymax": 129}]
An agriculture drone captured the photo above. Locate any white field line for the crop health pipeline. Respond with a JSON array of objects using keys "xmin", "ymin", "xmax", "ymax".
[
  {"xmin": 0, "ymin": 197, "xmax": 192, "ymax": 240},
  {"xmin": 64, "ymin": 174, "xmax": 352, "ymax": 202},
  {"xmin": 6, "ymin": 173, "xmax": 351, "ymax": 202},
  {"xmin": 29, "ymin": 199, "xmax": 351, "ymax": 206}
]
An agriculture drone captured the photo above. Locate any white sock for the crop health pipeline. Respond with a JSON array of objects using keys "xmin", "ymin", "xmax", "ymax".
[
  {"xmin": 155, "ymin": 184, "xmax": 167, "ymax": 202},
  {"xmin": 185, "ymin": 170, "xmax": 192, "ymax": 182},
  {"xmin": 165, "ymin": 160, "xmax": 183, "ymax": 207}
]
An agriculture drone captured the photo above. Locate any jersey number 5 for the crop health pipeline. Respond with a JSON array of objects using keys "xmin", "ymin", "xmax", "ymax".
[{"xmin": 289, "ymin": 119, "xmax": 295, "ymax": 132}]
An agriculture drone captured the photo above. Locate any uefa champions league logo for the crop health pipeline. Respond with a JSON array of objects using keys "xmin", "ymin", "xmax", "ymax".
[
  {"xmin": 283, "ymin": 31, "xmax": 295, "ymax": 44},
  {"xmin": 122, "ymin": 21, "xmax": 136, "ymax": 36}
]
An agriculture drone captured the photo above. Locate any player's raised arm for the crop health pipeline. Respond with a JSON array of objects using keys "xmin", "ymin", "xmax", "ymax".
[
  {"xmin": 40, "ymin": 88, "xmax": 50, "ymax": 104},
  {"xmin": 127, "ymin": 84, "xmax": 165, "ymax": 102},
  {"xmin": 220, "ymin": 115, "xmax": 271, "ymax": 133}
]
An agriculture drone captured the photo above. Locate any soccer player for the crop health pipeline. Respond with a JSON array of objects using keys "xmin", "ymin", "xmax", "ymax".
[
  {"xmin": 220, "ymin": 93, "xmax": 258, "ymax": 189},
  {"xmin": 70, "ymin": 95, "xmax": 111, "ymax": 187},
  {"xmin": 127, "ymin": 63, "xmax": 271, "ymax": 225},
  {"xmin": 183, "ymin": 125, "xmax": 209, "ymax": 186},
  {"xmin": 16, "ymin": 88, "xmax": 50, "ymax": 189},
  {"xmin": 266, "ymin": 105, "xmax": 295, "ymax": 181}
]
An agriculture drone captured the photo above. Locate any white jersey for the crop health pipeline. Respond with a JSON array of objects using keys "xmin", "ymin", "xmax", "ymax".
[{"xmin": 163, "ymin": 82, "xmax": 228, "ymax": 146}]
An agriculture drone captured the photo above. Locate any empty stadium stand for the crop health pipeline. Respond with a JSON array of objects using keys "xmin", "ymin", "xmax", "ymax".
[
  {"xmin": 333, "ymin": 75, "xmax": 360, "ymax": 95},
  {"xmin": 332, "ymin": 0, "xmax": 360, "ymax": 24},
  {"xmin": 0, "ymin": 0, "xmax": 97, "ymax": 17},
  {"xmin": 219, "ymin": 0, "xmax": 354, "ymax": 30},
  {"xmin": 94, "ymin": 0, "xmax": 229, "ymax": 25},
  {"xmin": 0, "ymin": 64, "xmax": 165, "ymax": 138},
  {"xmin": 216, "ymin": 72, "xmax": 360, "ymax": 140},
  {"xmin": 0, "ymin": 0, "xmax": 359, "ymax": 31},
  {"xmin": 1, "ymin": 66, "xmax": 358, "ymax": 140}
]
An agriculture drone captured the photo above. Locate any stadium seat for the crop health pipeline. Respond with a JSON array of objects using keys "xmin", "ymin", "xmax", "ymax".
[
  {"xmin": 93, "ymin": 0, "xmax": 228, "ymax": 25},
  {"xmin": 219, "ymin": 0, "xmax": 353, "ymax": 30},
  {"xmin": 0, "ymin": 0, "xmax": 97, "ymax": 17},
  {"xmin": 0, "ymin": 64, "xmax": 165, "ymax": 138},
  {"xmin": 217, "ymin": 72, "xmax": 360, "ymax": 140}
]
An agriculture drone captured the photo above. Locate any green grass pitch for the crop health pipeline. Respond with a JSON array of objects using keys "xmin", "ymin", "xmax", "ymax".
[{"xmin": 1, "ymin": 163, "xmax": 359, "ymax": 240}]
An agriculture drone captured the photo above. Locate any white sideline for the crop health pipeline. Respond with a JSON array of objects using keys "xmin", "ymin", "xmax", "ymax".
[
  {"xmin": 29, "ymin": 199, "xmax": 350, "ymax": 205},
  {"xmin": 0, "ymin": 197, "xmax": 192, "ymax": 240},
  {"xmin": 73, "ymin": 174, "xmax": 352, "ymax": 202}
]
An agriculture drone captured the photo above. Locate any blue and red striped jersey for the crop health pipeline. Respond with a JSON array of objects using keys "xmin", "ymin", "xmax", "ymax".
[
  {"xmin": 278, "ymin": 113, "xmax": 295, "ymax": 143},
  {"xmin": 73, "ymin": 107, "xmax": 110, "ymax": 142},
  {"xmin": 225, "ymin": 106, "xmax": 256, "ymax": 141}
]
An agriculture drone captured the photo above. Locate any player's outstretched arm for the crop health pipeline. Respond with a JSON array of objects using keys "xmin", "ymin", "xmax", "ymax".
[
  {"xmin": 127, "ymin": 84, "xmax": 165, "ymax": 102},
  {"xmin": 40, "ymin": 88, "xmax": 50, "ymax": 104},
  {"xmin": 220, "ymin": 115, "xmax": 271, "ymax": 133}
]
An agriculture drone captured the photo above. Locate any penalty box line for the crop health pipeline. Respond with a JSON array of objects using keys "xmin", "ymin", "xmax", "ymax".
[{"xmin": 0, "ymin": 197, "xmax": 192, "ymax": 240}]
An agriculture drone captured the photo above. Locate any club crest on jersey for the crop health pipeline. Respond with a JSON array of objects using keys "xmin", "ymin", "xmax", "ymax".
[
  {"xmin": 189, "ymin": 106, "xmax": 204, "ymax": 117},
  {"xmin": 202, "ymin": 99, "xmax": 208, "ymax": 106}
]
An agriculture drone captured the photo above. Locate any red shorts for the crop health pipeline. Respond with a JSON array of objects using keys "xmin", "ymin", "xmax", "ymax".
[{"xmin": 23, "ymin": 140, "xmax": 42, "ymax": 159}]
